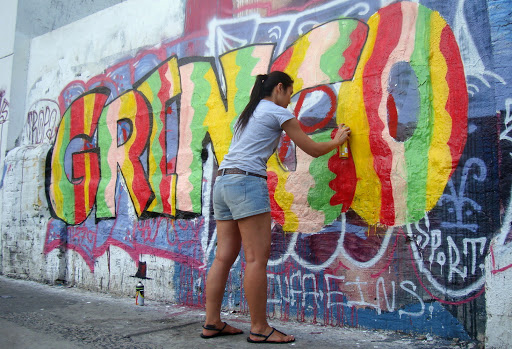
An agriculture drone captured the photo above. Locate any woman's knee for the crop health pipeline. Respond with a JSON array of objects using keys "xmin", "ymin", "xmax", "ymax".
[
  {"xmin": 243, "ymin": 247, "xmax": 270, "ymax": 265},
  {"xmin": 214, "ymin": 249, "xmax": 239, "ymax": 266}
]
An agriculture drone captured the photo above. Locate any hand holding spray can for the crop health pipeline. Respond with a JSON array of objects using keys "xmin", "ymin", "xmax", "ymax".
[
  {"xmin": 337, "ymin": 124, "xmax": 351, "ymax": 159},
  {"xmin": 135, "ymin": 281, "xmax": 145, "ymax": 306}
]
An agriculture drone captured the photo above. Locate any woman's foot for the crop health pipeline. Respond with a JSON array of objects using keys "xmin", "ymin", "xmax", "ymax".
[
  {"xmin": 201, "ymin": 321, "xmax": 244, "ymax": 338},
  {"xmin": 247, "ymin": 326, "xmax": 295, "ymax": 343}
]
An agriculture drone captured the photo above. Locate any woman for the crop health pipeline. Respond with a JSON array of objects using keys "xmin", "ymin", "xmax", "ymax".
[{"xmin": 201, "ymin": 71, "xmax": 351, "ymax": 343}]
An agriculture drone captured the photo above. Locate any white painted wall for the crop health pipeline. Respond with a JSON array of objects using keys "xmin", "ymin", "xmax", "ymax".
[
  {"xmin": 1, "ymin": 144, "xmax": 55, "ymax": 280},
  {"xmin": 26, "ymin": 0, "xmax": 185, "ymax": 109}
]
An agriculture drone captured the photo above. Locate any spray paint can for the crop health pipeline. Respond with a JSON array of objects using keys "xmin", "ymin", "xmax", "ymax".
[
  {"xmin": 339, "ymin": 142, "xmax": 349, "ymax": 159},
  {"xmin": 337, "ymin": 122, "xmax": 350, "ymax": 159},
  {"xmin": 135, "ymin": 281, "xmax": 145, "ymax": 306}
]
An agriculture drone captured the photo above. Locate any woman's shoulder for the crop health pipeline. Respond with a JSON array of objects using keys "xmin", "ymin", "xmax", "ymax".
[
  {"xmin": 254, "ymin": 101, "xmax": 293, "ymax": 127},
  {"xmin": 258, "ymin": 99, "xmax": 292, "ymax": 115}
]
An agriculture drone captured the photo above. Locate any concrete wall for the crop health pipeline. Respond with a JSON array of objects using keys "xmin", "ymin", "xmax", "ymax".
[
  {"xmin": 0, "ymin": 0, "xmax": 18, "ymax": 277},
  {"xmin": 0, "ymin": 0, "xmax": 17, "ymax": 169},
  {"xmin": 1, "ymin": 0, "xmax": 512, "ymax": 346}
]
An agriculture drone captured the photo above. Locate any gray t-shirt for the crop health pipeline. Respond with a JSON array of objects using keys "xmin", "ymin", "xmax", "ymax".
[{"xmin": 219, "ymin": 99, "xmax": 295, "ymax": 176}]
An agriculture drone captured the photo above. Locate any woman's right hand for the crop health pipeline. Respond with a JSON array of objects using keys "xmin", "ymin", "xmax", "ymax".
[
  {"xmin": 334, "ymin": 124, "xmax": 351, "ymax": 145},
  {"xmin": 282, "ymin": 119, "xmax": 352, "ymax": 158}
]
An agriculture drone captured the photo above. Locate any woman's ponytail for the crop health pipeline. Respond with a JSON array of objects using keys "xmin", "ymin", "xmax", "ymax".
[{"xmin": 234, "ymin": 71, "xmax": 293, "ymax": 135}]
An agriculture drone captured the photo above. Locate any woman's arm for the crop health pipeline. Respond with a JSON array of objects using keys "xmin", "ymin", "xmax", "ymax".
[{"xmin": 281, "ymin": 118, "xmax": 351, "ymax": 158}]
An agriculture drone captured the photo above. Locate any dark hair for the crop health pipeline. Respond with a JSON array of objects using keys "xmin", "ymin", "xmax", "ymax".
[{"xmin": 234, "ymin": 71, "xmax": 294, "ymax": 135}]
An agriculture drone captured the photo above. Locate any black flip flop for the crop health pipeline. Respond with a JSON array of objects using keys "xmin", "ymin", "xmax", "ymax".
[
  {"xmin": 200, "ymin": 322, "xmax": 244, "ymax": 339},
  {"xmin": 247, "ymin": 327, "xmax": 295, "ymax": 344}
]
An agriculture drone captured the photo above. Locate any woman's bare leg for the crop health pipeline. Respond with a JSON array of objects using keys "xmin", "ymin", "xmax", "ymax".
[
  {"xmin": 238, "ymin": 212, "xmax": 294, "ymax": 343},
  {"xmin": 203, "ymin": 219, "xmax": 243, "ymax": 336}
]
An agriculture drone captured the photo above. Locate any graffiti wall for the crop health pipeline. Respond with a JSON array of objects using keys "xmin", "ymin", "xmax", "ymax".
[{"xmin": 3, "ymin": 0, "xmax": 512, "ymax": 343}]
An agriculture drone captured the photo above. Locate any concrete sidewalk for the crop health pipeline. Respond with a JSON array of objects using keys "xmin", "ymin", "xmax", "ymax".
[{"xmin": 0, "ymin": 276, "xmax": 474, "ymax": 349}]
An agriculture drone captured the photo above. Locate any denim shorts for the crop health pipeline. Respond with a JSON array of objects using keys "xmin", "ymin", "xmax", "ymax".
[{"xmin": 213, "ymin": 174, "xmax": 271, "ymax": 220}]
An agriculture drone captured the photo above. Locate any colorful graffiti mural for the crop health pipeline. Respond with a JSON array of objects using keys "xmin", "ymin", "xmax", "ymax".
[
  {"xmin": 39, "ymin": 0, "xmax": 511, "ymax": 341},
  {"xmin": 48, "ymin": 3, "xmax": 467, "ymax": 228}
]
